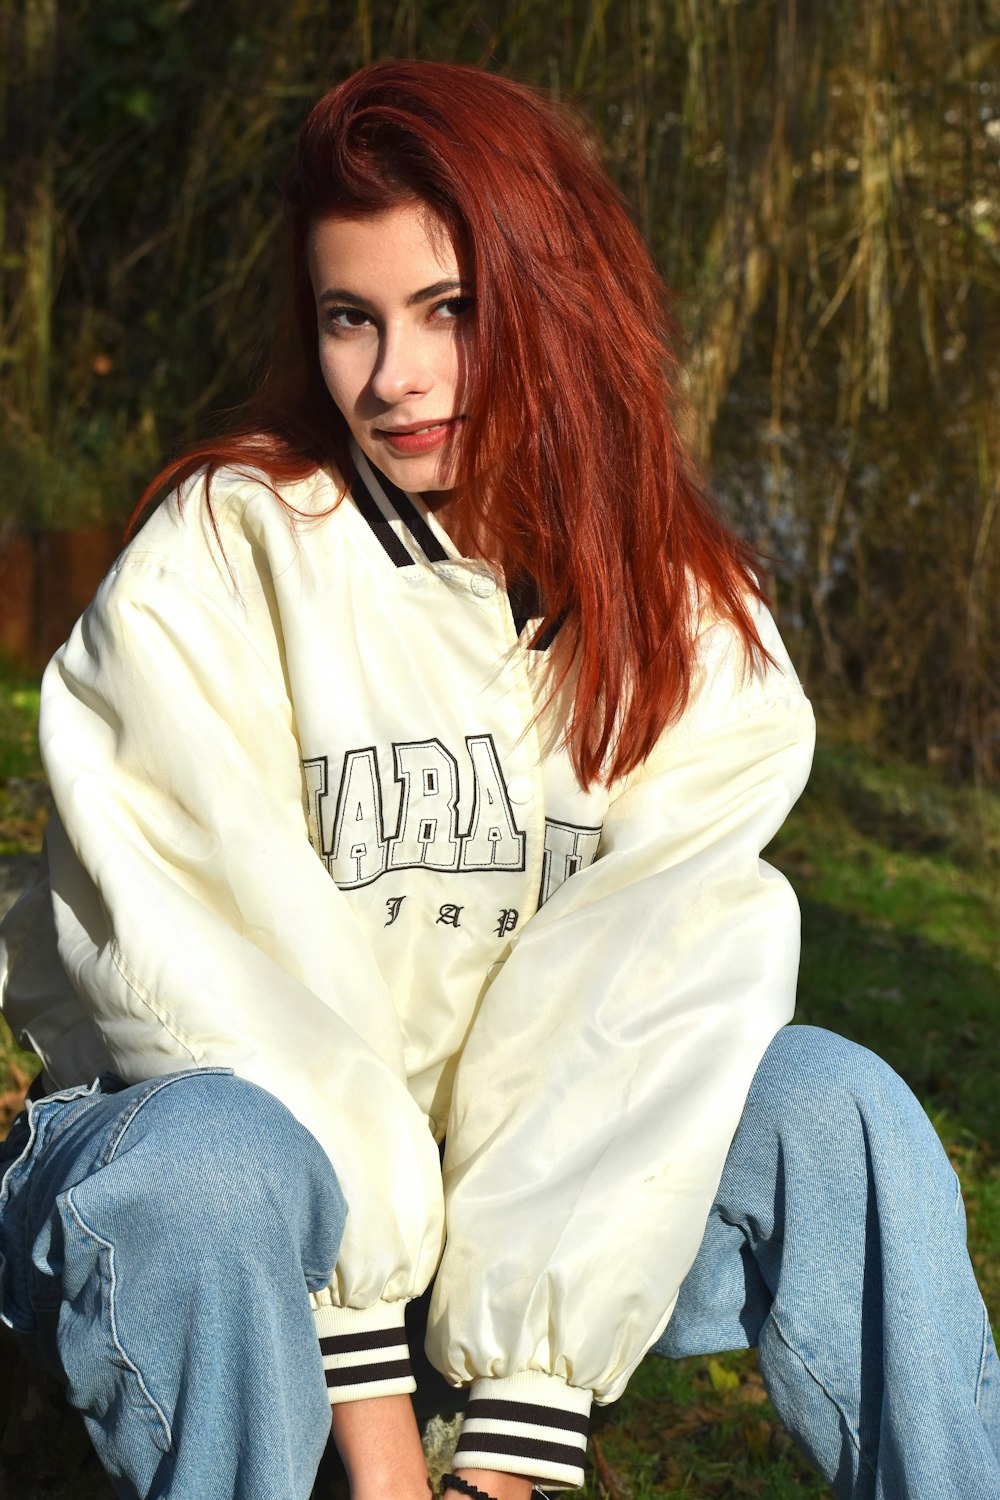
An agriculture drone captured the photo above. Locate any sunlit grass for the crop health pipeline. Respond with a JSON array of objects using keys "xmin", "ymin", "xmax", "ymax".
[
  {"xmin": 583, "ymin": 1350, "xmax": 827, "ymax": 1499},
  {"xmin": 0, "ymin": 663, "xmax": 41, "ymax": 783}
]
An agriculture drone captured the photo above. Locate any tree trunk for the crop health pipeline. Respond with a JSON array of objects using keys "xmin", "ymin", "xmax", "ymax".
[{"xmin": 5, "ymin": 0, "xmax": 58, "ymax": 435}]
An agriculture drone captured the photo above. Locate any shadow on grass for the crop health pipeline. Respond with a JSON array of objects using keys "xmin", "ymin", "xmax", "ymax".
[{"xmin": 794, "ymin": 895, "xmax": 1000, "ymax": 1155}]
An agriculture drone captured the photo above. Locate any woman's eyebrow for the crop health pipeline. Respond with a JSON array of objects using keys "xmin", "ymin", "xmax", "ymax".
[
  {"xmin": 405, "ymin": 278, "xmax": 468, "ymax": 306},
  {"xmin": 317, "ymin": 278, "xmax": 470, "ymax": 309}
]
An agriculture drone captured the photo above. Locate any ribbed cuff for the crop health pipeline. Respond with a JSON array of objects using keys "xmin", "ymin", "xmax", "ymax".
[
  {"xmin": 454, "ymin": 1372, "xmax": 592, "ymax": 1489},
  {"xmin": 313, "ymin": 1300, "xmax": 416, "ymax": 1404}
]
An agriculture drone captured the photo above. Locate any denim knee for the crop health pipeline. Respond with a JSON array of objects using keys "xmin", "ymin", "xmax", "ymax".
[
  {"xmin": 119, "ymin": 1070, "xmax": 339, "ymax": 1194},
  {"xmin": 747, "ymin": 1024, "xmax": 919, "ymax": 1148},
  {"xmin": 40, "ymin": 1072, "xmax": 343, "ymax": 1496},
  {"xmin": 734, "ymin": 1026, "xmax": 959, "ymax": 1272},
  {"xmin": 62, "ymin": 1070, "xmax": 347, "ymax": 1293}
]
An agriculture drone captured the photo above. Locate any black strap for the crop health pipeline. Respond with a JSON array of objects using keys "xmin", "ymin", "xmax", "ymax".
[
  {"xmin": 442, "ymin": 1478, "xmax": 498, "ymax": 1500},
  {"xmin": 441, "ymin": 1474, "xmax": 549, "ymax": 1500}
]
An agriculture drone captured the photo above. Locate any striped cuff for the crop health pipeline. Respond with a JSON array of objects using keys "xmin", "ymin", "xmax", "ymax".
[
  {"xmin": 313, "ymin": 1300, "xmax": 416, "ymax": 1404},
  {"xmin": 454, "ymin": 1372, "xmax": 592, "ymax": 1489}
]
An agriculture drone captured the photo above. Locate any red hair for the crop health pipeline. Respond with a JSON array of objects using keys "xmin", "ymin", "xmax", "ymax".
[{"xmin": 135, "ymin": 60, "xmax": 769, "ymax": 787}]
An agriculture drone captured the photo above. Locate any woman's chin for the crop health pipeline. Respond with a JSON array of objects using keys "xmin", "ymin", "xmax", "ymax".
[{"xmin": 362, "ymin": 443, "xmax": 461, "ymax": 499}]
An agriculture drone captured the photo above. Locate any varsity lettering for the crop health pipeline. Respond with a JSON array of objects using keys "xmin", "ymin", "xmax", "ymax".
[
  {"xmin": 458, "ymin": 735, "xmax": 526, "ymax": 871},
  {"xmin": 330, "ymin": 748, "xmax": 388, "ymax": 886},
  {"xmin": 388, "ymin": 739, "xmax": 461, "ymax": 871},
  {"xmin": 303, "ymin": 739, "xmax": 600, "ymax": 897},
  {"xmin": 539, "ymin": 819, "xmax": 603, "ymax": 904},
  {"xmin": 302, "ymin": 756, "xmax": 327, "ymax": 859}
]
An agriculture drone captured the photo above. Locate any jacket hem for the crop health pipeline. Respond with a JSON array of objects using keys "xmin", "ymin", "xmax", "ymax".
[
  {"xmin": 454, "ymin": 1372, "xmax": 592, "ymax": 1489},
  {"xmin": 314, "ymin": 1299, "xmax": 416, "ymax": 1404}
]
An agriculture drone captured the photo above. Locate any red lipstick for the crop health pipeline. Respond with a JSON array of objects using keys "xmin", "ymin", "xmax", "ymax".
[{"xmin": 376, "ymin": 418, "xmax": 463, "ymax": 456}]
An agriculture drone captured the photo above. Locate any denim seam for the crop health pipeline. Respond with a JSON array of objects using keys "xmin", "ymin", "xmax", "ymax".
[
  {"xmin": 977, "ymin": 1301, "xmax": 991, "ymax": 1412},
  {"xmin": 62, "ymin": 1187, "xmax": 173, "ymax": 1451},
  {"xmin": 767, "ymin": 1309, "xmax": 878, "ymax": 1482},
  {"xmin": 1, "ymin": 1082, "xmax": 104, "ymax": 1332},
  {"xmin": 99, "ymin": 1067, "xmax": 234, "ymax": 1167},
  {"xmin": 1, "ymin": 1117, "xmax": 43, "ymax": 1332}
]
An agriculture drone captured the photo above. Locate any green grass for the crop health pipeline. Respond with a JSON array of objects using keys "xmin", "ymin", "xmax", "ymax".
[
  {"xmin": 0, "ymin": 662, "xmax": 42, "ymax": 782},
  {"xmin": 0, "ymin": 662, "xmax": 46, "ymax": 1100},
  {"xmin": 584, "ymin": 1349, "xmax": 827, "ymax": 1499},
  {"xmin": 0, "ymin": 661, "xmax": 48, "ymax": 860},
  {"xmin": 779, "ymin": 759, "xmax": 998, "ymax": 1149},
  {"xmin": 0, "ymin": 689, "xmax": 997, "ymax": 1498}
]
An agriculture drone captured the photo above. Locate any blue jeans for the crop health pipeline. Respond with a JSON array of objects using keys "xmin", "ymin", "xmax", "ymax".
[
  {"xmin": 0, "ymin": 1067, "xmax": 346, "ymax": 1498},
  {"xmin": 658, "ymin": 1026, "xmax": 1000, "ymax": 1498},
  {"xmin": 1, "ymin": 1028, "xmax": 997, "ymax": 1500}
]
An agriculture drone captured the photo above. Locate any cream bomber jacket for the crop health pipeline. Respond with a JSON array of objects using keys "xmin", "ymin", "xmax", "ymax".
[{"xmin": 0, "ymin": 453, "xmax": 815, "ymax": 1487}]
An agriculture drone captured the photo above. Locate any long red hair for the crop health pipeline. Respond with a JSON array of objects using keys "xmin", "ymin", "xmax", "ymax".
[{"xmin": 135, "ymin": 60, "xmax": 768, "ymax": 787}]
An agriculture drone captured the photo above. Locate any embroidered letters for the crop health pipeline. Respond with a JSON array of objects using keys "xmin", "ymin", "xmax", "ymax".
[{"xmin": 304, "ymin": 734, "xmax": 600, "ymax": 905}]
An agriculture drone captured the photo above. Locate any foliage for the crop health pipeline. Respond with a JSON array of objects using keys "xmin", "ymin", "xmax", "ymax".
[
  {"xmin": 771, "ymin": 746, "xmax": 999, "ymax": 1154},
  {"xmin": 583, "ymin": 1351, "xmax": 829, "ymax": 1499},
  {"xmin": 0, "ymin": 665, "xmax": 46, "ymax": 1108}
]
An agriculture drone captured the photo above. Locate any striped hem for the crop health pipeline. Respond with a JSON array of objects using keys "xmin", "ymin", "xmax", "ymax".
[
  {"xmin": 313, "ymin": 1301, "xmax": 416, "ymax": 1404},
  {"xmin": 456, "ymin": 1376, "xmax": 591, "ymax": 1489}
]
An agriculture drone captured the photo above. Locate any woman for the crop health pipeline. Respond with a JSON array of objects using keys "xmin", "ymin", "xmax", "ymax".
[{"xmin": 1, "ymin": 60, "xmax": 997, "ymax": 1500}]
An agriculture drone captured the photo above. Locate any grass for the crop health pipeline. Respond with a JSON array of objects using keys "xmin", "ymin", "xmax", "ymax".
[
  {"xmin": 0, "ymin": 671, "xmax": 41, "ymax": 780},
  {"xmin": 585, "ymin": 1350, "xmax": 825, "ymax": 1499},
  {"xmin": 0, "ymin": 663, "xmax": 48, "ymax": 1115},
  {"xmin": 0, "ymin": 683, "xmax": 997, "ymax": 1498},
  {"xmin": 0, "ymin": 663, "xmax": 48, "ymax": 859}
]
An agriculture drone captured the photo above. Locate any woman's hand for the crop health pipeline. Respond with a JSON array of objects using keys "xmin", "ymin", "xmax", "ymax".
[{"xmin": 331, "ymin": 1393, "xmax": 431, "ymax": 1500}]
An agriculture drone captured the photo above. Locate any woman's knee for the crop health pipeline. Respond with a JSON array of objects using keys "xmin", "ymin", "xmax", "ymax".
[
  {"xmin": 120, "ymin": 1067, "xmax": 326, "ymax": 1165},
  {"xmin": 82, "ymin": 1069, "xmax": 347, "ymax": 1269},
  {"xmin": 746, "ymin": 1024, "xmax": 924, "ymax": 1148}
]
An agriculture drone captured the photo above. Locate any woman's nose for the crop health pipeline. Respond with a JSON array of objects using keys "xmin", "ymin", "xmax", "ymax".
[{"xmin": 370, "ymin": 326, "xmax": 432, "ymax": 404}]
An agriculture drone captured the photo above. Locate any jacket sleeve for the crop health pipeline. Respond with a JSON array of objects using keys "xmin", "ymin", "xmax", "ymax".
[
  {"xmin": 426, "ymin": 602, "xmax": 815, "ymax": 1487},
  {"xmin": 36, "ymin": 547, "xmax": 444, "ymax": 1399}
]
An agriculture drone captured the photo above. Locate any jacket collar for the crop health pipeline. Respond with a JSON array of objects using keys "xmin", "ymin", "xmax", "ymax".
[
  {"xmin": 348, "ymin": 445, "xmax": 458, "ymax": 569},
  {"xmin": 348, "ymin": 443, "xmax": 558, "ymax": 649}
]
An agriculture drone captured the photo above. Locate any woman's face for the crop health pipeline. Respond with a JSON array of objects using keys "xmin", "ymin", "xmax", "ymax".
[{"xmin": 307, "ymin": 202, "xmax": 474, "ymax": 495}]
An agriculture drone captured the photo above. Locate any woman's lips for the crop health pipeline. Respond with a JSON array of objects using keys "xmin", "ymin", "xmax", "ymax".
[{"xmin": 376, "ymin": 418, "xmax": 463, "ymax": 456}]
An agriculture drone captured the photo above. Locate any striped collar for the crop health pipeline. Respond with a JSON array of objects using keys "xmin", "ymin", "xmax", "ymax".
[
  {"xmin": 348, "ymin": 445, "xmax": 558, "ymax": 648},
  {"xmin": 348, "ymin": 447, "xmax": 460, "ymax": 569}
]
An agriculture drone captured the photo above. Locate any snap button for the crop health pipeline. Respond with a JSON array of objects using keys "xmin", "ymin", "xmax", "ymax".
[
  {"xmin": 505, "ymin": 776, "xmax": 531, "ymax": 804},
  {"xmin": 486, "ymin": 961, "xmax": 505, "ymax": 983},
  {"xmin": 470, "ymin": 571, "xmax": 497, "ymax": 598}
]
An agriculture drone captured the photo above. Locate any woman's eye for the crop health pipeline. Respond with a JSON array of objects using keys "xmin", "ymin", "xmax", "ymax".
[
  {"xmin": 325, "ymin": 307, "xmax": 372, "ymax": 332},
  {"xmin": 433, "ymin": 296, "xmax": 475, "ymax": 321}
]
